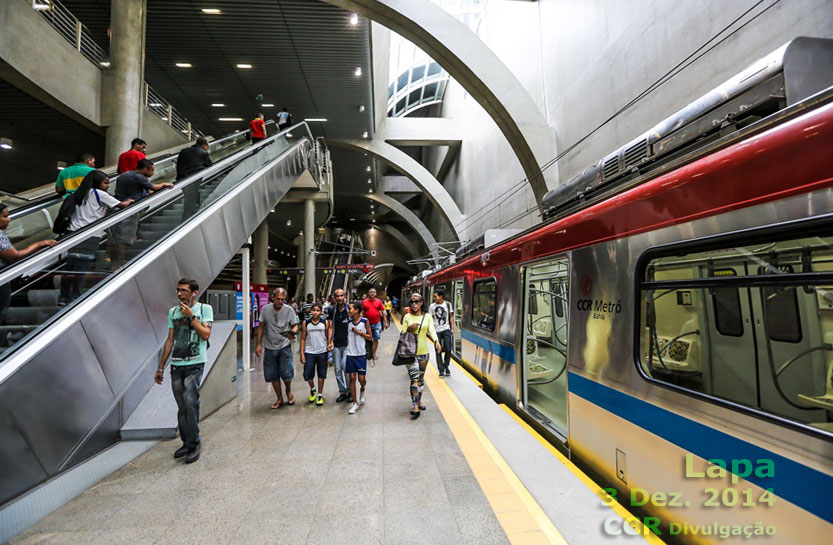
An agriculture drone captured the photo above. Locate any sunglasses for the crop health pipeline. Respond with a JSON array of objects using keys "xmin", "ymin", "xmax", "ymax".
[{"xmin": 410, "ymin": 300, "xmax": 422, "ymax": 304}]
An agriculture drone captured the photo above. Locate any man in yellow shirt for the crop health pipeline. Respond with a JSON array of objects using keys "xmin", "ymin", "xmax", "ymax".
[{"xmin": 55, "ymin": 153, "xmax": 96, "ymax": 198}]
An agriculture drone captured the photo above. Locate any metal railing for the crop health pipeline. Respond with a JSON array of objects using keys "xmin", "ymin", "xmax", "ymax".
[{"xmin": 27, "ymin": 0, "xmax": 203, "ymax": 139}]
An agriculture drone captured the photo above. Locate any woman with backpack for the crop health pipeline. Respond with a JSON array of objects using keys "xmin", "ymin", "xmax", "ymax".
[
  {"xmin": 0, "ymin": 204, "xmax": 58, "ymax": 324},
  {"xmin": 58, "ymin": 170, "xmax": 133, "ymax": 305},
  {"xmin": 400, "ymin": 292, "xmax": 441, "ymax": 420}
]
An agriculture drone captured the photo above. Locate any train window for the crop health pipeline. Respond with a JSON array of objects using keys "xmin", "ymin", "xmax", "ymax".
[
  {"xmin": 471, "ymin": 279, "xmax": 496, "ymax": 331},
  {"xmin": 638, "ymin": 233, "xmax": 833, "ymax": 434},
  {"xmin": 712, "ymin": 269, "xmax": 743, "ymax": 337}
]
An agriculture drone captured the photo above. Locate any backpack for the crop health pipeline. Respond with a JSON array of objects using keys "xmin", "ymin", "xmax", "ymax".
[{"xmin": 52, "ymin": 192, "xmax": 79, "ymax": 235}]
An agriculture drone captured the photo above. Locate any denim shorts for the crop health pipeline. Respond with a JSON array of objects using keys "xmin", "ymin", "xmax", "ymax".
[
  {"xmin": 303, "ymin": 352, "xmax": 328, "ymax": 381},
  {"xmin": 370, "ymin": 322, "xmax": 382, "ymax": 340},
  {"xmin": 264, "ymin": 346, "xmax": 294, "ymax": 382}
]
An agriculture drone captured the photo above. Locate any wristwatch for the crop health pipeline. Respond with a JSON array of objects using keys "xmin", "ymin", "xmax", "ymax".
[{"xmin": 188, "ymin": 315, "xmax": 196, "ymax": 322}]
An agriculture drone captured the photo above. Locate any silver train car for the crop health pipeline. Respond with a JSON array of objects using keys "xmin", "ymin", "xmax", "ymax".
[{"xmin": 403, "ymin": 38, "xmax": 833, "ymax": 544}]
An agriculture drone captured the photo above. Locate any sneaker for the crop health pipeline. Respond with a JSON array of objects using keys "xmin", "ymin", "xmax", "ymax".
[
  {"xmin": 173, "ymin": 445, "xmax": 190, "ymax": 459},
  {"xmin": 370, "ymin": 357, "xmax": 376, "ymax": 368},
  {"xmin": 336, "ymin": 392, "xmax": 348, "ymax": 403},
  {"xmin": 185, "ymin": 443, "xmax": 201, "ymax": 464},
  {"xmin": 308, "ymin": 388, "xmax": 317, "ymax": 403},
  {"xmin": 57, "ymin": 297, "xmax": 69, "ymax": 307},
  {"xmin": 445, "ymin": 369, "xmax": 451, "ymax": 377},
  {"xmin": 348, "ymin": 402, "xmax": 359, "ymax": 415},
  {"xmin": 359, "ymin": 388, "xmax": 366, "ymax": 405},
  {"xmin": 316, "ymin": 394, "xmax": 324, "ymax": 406}
]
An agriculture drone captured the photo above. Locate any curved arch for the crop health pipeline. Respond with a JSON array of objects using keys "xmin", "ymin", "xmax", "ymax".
[
  {"xmin": 323, "ymin": 0, "xmax": 556, "ymax": 203},
  {"xmin": 327, "ymin": 138, "xmax": 464, "ymax": 240},
  {"xmin": 366, "ymin": 192, "xmax": 440, "ymax": 267},
  {"xmin": 376, "ymin": 223, "xmax": 420, "ymax": 261}
]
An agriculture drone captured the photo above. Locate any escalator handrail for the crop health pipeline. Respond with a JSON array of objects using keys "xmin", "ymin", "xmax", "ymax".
[
  {"xmin": 0, "ymin": 122, "xmax": 315, "ymax": 287},
  {"xmin": 0, "ymin": 137, "xmax": 314, "ymax": 384},
  {"xmin": 8, "ymin": 120, "xmax": 276, "ymax": 220}
]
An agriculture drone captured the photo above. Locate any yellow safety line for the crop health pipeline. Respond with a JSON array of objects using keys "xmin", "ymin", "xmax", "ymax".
[
  {"xmin": 500, "ymin": 406, "xmax": 667, "ymax": 545},
  {"xmin": 425, "ymin": 364, "xmax": 567, "ymax": 545}
]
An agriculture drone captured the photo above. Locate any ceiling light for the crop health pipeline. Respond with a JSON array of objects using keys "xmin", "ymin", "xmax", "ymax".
[
  {"xmin": 372, "ymin": 219, "xmax": 376, "ymax": 223},
  {"xmin": 369, "ymin": 189, "xmax": 373, "ymax": 194},
  {"xmin": 201, "ymin": 8, "xmax": 221, "ymax": 14},
  {"xmin": 149, "ymin": 102, "xmax": 163, "ymax": 107},
  {"xmin": 366, "ymin": 166, "xmax": 371, "ymax": 172},
  {"xmin": 362, "ymin": 131, "xmax": 368, "ymax": 138},
  {"xmin": 367, "ymin": 179, "xmax": 371, "ymax": 184},
  {"xmin": 349, "ymin": 13, "xmax": 358, "ymax": 25},
  {"xmin": 354, "ymin": 67, "xmax": 362, "ymax": 77},
  {"xmin": 236, "ymin": 63, "xmax": 253, "ymax": 69},
  {"xmin": 57, "ymin": 161, "xmax": 67, "ymax": 170},
  {"xmin": 287, "ymin": 132, "xmax": 293, "ymax": 137},
  {"xmin": 161, "ymin": 117, "xmax": 168, "ymax": 121},
  {"xmin": 0, "ymin": 138, "xmax": 12, "ymax": 150},
  {"xmin": 211, "ymin": 103, "xmax": 225, "ymax": 107},
  {"xmin": 32, "ymin": 1, "xmax": 51, "ymax": 11},
  {"xmin": 286, "ymin": 220, "xmax": 292, "ymax": 226},
  {"xmin": 271, "ymin": 209, "xmax": 275, "ymax": 212},
  {"xmin": 219, "ymin": 117, "xmax": 243, "ymax": 121},
  {"xmin": 175, "ymin": 63, "xmax": 192, "ymax": 68},
  {"xmin": 350, "ymin": 218, "xmax": 356, "ymax": 221},
  {"xmin": 262, "ymin": 103, "xmax": 274, "ymax": 108},
  {"xmin": 359, "ymin": 105, "xmax": 366, "ymax": 112},
  {"xmin": 304, "ymin": 118, "xmax": 327, "ymax": 122},
  {"xmin": 100, "ymin": 61, "xmax": 111, "ymax": 67}
]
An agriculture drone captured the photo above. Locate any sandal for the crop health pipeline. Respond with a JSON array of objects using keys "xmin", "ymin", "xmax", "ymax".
[
  {"xmin": 286, "ymin": 393, "xmax": 296, "ymax": 405},
  {"xmin": 271, "ymin": 400, "xmax": 283, "ymax": 409}
]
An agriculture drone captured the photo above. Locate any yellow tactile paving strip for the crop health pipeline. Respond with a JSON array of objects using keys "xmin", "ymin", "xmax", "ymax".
[{"xmin": 424, "ymin": 363, "xmax": 567, "ymax": 545}]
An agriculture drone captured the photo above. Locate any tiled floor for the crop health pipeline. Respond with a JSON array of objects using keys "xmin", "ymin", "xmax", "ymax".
[{"xmin": 11, "ymin": 326, "xmax": 510, "ymax": 545}]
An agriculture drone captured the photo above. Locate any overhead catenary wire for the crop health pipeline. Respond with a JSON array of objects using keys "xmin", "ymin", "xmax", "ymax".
[{"xmin": 430, "ymin": 0, "xmax": 781, "ymax": 245}]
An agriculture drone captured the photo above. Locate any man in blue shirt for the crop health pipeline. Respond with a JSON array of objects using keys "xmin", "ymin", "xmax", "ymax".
[{"xmin": 154, "ymin": 278, "xmax": 213, "ymax": 464}]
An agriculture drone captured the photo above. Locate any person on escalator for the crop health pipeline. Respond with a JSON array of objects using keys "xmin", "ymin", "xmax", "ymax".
[
  {"xmin": 117, "ymin": 138, "xmax": 147, "ymax": 174},
  {"xmin": 277, "ymin": 107, "xmax": 292, "ymax": 132},
  {"xmin": 55, "ymin": 152, "xmax": 96, "ymax": 198},
  {"xmin": 176, "ymin": 137, "xmax": 213, "ymax": 222},
  {"xmin": 250, "ymin": 113, "xmax": 267, "ymax": 144},
  {"xmin": 108, "ymin": 158, "xmax": 173, "ymax": 270},
  {"xmin": 0, "ymin": 204, "xmax": 58, "ymax": 325},
  {"xmin": 58, "ymin": 171, "xmax": 133, "ymax": 306}
]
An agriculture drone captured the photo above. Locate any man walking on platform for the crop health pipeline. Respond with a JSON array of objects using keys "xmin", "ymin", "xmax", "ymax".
[
  {"xmin": 327, "ymin": 289, "xmax": 351, "ymax": 403},
  {"xmin": 257, "ymin": 287, "xmax": 298, "ymax": 409},
  {"xmin": 429, "ymin": 289, "xmax": 454, "ymax": 376},
  {"xmin": 361, "ymin": 288, "xmax": 387, "ymax": 364},
  {"xmin": 346, "ymin": 301, "xmax": 372, "ymax": 415},
  {"xmin": 154, "ymin": 279, "xmax": 213, "ymax": 464}
]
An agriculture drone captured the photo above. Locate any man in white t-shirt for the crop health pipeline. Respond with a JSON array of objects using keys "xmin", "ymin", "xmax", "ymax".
[
  {"xmin": 346, "ymin": 301, "xmax": 372, "ymax": 414},
  {"xmin": 429, "ymin": 289, "xmax": 454, "ymax": 377}
]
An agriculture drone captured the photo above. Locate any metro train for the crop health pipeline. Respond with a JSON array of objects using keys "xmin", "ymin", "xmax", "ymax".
[{"xmin": 403, "ymin": 38, "xmax": 833, "ymax": 544}]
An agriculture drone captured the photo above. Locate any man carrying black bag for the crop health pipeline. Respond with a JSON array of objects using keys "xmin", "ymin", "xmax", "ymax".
[{"xmin": 397, "ymin": 293, "xmax": 441, "ymax": 420}]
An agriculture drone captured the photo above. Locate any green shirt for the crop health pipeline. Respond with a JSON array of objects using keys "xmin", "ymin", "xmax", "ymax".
[
  {"xmin": 167, "ymin": 302, "xmax": 213, "ymax": 366},
  {"xmin": 401, "ymin": 312, "xmax": 438, "ymax": 356},
  {"xmin": 55, "ymin": 163, "xmax": 95, "ymax": 197}
]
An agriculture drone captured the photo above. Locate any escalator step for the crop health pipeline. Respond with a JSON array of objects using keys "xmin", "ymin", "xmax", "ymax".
[{"xmin": 3, "ymin": 306, "xmax": 61, "ymax": 325}]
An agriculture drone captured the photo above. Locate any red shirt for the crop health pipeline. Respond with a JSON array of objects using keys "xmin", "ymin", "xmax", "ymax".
[
  {"xmin": 117, "ymin": 149, "xmax": 146, "ymax": 174},
  {"xmin": 250, "ymin": 118, "xmax": 266, "ymax": 139},
  {"xmin": 362, "ymin": 298, "xmax": 386, "ymax": 325}
]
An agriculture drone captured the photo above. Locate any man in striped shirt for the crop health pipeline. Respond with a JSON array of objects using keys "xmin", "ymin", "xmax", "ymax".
[{"xmin": 55, "ymin": 153, "xmax": 96, "ymax": 198}]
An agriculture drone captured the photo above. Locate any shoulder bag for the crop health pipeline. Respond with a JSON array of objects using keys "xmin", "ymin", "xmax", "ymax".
[{"xmin": 392, "ymin": 314, "xmax": 425, "ymax": 366}]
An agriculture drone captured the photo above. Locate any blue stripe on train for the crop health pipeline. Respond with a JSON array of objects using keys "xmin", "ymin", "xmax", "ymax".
[
  {"xmin": 461, "ymin": 329, "xmax": 516, "ymax": 364},
  {"xmin": 568, "ymin": 372, "xmax": 833, "ymax": 524}
]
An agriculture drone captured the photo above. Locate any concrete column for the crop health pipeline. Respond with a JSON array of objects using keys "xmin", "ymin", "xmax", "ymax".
[
  {"xmin": 104, "ymin": 0, "xmax": 146, "ymax": 165},
  {"xmin": 253, "ymin": 220, "xmax": 269, "ymax": 285},
  {"xmin": 304, "ymin": 199, "xmax": 316, "ymax": 298}
]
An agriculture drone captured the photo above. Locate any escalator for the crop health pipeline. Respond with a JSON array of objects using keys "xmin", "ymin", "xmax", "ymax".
[
  {"xmin": 4, "ymin": 120, "xmax": 275, "ymax": 249},
  {"xmin": 0, "ymin": 124, "xmax": 322, "ymax": 506}
]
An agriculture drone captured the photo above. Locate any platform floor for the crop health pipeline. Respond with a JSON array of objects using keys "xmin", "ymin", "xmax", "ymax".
[{"xmin": 11, "ymin": 326, "xmax": 512, "ymax": 545}]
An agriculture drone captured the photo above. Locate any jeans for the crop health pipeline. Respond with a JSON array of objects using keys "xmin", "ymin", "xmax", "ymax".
[
  {"xmin": 435, "ymin": 329, "xmax": 453, "ymax": 373},
  {"xmin": 332, "ymin": 345, "xmax": 348, "ymax": 394},
  {"xmin": 171, "ymin": 363, "xmax": 204, "ymax": 450}
]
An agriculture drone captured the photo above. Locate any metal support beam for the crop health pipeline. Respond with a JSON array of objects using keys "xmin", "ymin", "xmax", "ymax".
[{"xmin": 304, "ymin": 199, "xmax": 316, "ymax": 297}]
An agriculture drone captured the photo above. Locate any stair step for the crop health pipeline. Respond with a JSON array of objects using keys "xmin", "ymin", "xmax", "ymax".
[
  {"xmin": 0, "ymin": 325, "xmax": 38, "ymax": 347},
  {"xmin": 4, "ymin": 306, "xmax": 61, "ymax": 326}
]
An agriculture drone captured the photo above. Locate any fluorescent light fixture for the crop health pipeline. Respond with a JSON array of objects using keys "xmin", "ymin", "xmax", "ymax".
[
  {"xmin": 211, "ymin": 103, "xmax": 225, "ymax": 107},
  {"xmin": 362, "ymin": 131, "xmax": 369, "ymax": 138},
  {"xmin": 349, "ymin": 13, "xmax": 358, "ymax": 25},
  {"xmin": 32, "ymin": 0, "xmax": 51, "ymax": 11},
  {"xmin": 57, "ymin": 161, "xmax": 67, "ymax": 170},
  {"xmin": 149, "ymin": 102, "xmax": 163, "ymax": 107},
  {"xmin": 219, "ymin": 117, "xmax": 243, "ymax": 121},
  {"xmin": 201, "ymin": 8, "xmax": 221, "ymax": 14},
  {"xmin": 304, "ymin": 118, "xmax": 327, "ymax": 122},
  {"xmin": 350, "ymin": 218, "xmax": 356, "ymax": 221},
  {"xmin": 100, "ymin": 61, "xmax": 111, "ymax": 67},
  {"xmin": 175, "ymin": 62, "xmax": 192, "ymax": 68},
  {"xmin": 0, "ymin": 138, "xmax": 12, "ymax": 150},
  {"xmin": 160, "ymin": 117, "xmax": 168, "ymax": 121},
  {"xmin": 262, "ymin": 103, "xmax": 274, "ymax": 108},
  {"xmin": 236, "ymin": 63, "xmax": 253, "ymax": 69},
  {"xmin": 354, "ymin": 67, "xmax": 362, "ymax": 77}
]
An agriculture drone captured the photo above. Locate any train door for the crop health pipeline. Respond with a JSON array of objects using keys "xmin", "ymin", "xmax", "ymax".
[
  {"xmin": 452, "ymin": 280, "xmax": 464, "ymax": 356},
  {"xmin": 522, "ymin": 256, "xmax": 569, "ymax": 439}
]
